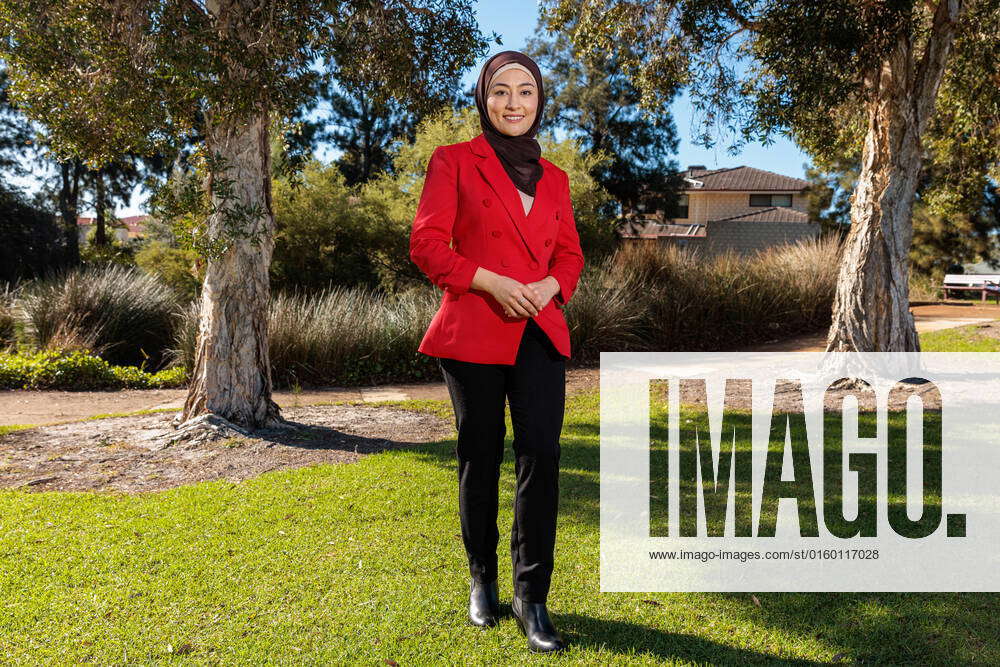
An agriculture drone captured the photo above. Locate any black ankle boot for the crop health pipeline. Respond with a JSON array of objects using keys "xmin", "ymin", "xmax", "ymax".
[
  {"xmin": 511, "ymin": 595, "xmax": 566, "ymax": 653},
  {"xmin": 468, "ymin": 578, "xmax": 500, "ymax": 627}
]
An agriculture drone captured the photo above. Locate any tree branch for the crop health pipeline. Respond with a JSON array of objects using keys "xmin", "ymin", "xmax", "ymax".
[{"xmin": 914, "ymin": 0, "xmax": 964, "ymax": 132}]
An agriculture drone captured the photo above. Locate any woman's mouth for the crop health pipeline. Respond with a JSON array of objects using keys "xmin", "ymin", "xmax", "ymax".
[{"xmin": 503, "ymin": 114, "xmax": 525, "ymax": 123}]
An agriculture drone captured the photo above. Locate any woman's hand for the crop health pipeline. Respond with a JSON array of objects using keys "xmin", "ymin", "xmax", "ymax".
[{"xmin": 472, "ymin": 268, "xmax": 560, "ymax": 318}]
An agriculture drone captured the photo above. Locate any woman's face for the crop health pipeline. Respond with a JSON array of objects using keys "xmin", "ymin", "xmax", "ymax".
[{"xmin": 485, "ymin": 67, "xmax": 538, "ymax": 137}]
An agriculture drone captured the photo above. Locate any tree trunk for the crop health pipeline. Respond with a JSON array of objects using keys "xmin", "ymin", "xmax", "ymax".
[
  {"xmin": 825, "ymin": 1, "xmax": 962, "ymax": 353},
  {"xmin": 177, "ymin": 109, "xmax": 285, "ymax": 431},
  {"xmin": 94, "ymin": 169, "xmax": 108, "ymax": 247},
  {"xmin": 58, "ymin": 160, "xmax": 82, "ymax": 265}
]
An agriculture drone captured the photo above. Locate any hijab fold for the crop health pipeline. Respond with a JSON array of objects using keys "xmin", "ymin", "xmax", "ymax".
[{"xmin": 474, "ymin": 50, "xmax": 546, "ymax": 196}]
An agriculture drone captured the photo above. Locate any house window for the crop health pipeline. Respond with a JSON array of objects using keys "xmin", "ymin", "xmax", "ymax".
[
  {"xmin": 677, "ymin": 194, "xmax": 689, "ymax": 219},
  {"xmin": 749, "ymin": 194, "xmax": 793, "ymax": 207}
]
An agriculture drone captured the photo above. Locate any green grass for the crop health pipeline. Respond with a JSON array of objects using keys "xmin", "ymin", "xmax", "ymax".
[
  {"xmin": 2, "ymin": 389, "xmax": 998, "ymax": 663},
  {"xmin": 919, "ymin": 321, "xmax": 1000, "ymax": 352}
]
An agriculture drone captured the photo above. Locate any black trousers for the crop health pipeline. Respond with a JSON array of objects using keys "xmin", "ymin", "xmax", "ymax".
[{"xmin": 437, "ymin": 318, "xmax": 566, "ymax": 603}]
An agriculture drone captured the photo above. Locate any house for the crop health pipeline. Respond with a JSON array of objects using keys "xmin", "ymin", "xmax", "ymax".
[
  {"xmin": 620, "ymin": 165, "xmax": 819, "ymax": 256},
  {"xmin": 76, "ymin": 215, "xmax": 150, "ymax": 245}
]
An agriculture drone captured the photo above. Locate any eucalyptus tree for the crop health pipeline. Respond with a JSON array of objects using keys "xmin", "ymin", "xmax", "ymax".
[
  {"xmin": 1, "ymin": 0, "xmax": 492, "ymax": 439},
  {"xmin": 524, "ymin": 20, "xmax": 681, "ymax": 218},
  {"xmin": 0, "ymin": 65, "xmax": 31, "ymax": 178},
  {"xmin": 544, "ymin": 0, "xmax": 1000, "ymax": 352}
]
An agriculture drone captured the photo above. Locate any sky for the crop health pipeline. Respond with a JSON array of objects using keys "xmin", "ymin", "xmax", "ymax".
[{"xmin": 17, "ymin": 0, "xmax": 813, "ymax": 217}]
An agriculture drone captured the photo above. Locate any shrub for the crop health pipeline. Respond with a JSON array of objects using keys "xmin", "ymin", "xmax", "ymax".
[
  {"xmin": 134, "ymin": 240, "xmax": 203, "ymax": 302},
  {"xmin": 0, "ymin": 348, "xmax": 188, "ymax": 390},
  {"xmin": 568, "ymin": 235, "xmax": 844, "ymax": 359},
  {"xmin": 14, "ymin": 264, "xmax": 182, "ymax": 369},
  {"xmin": 170, "ymin": 283, "xmax": 442, "ymax": 388},
  {"xmin": 0, "ymin": 282, "xmax": 18, "ymax": 351}
]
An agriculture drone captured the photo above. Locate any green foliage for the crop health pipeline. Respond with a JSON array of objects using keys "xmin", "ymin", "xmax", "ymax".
[
  {"xmin": 270, "ymin": 159, "xmax": 382, "ymax": 293},
  {"xmin": 537, "ymin": 132, "xmax": 619, "ymax": 260},
  {"xmin": 910, "ymin": 192, "xmax": 1000, "ymax": 278},
  {"xmin": 14, "ymin": 264, "xmax": 182, "ymax": 369},
  {"xmin": 0, "ymin": 0, "xmax": 492, "ymax": 168},
  {"xmin": 525, "ymin": 22, "xmax": 682, "ymax": 216},
  {"xmin": 147, "ymin": 145, "xmax": 271, "ymax": 261},
  {"xmin": 804, "ymin": 159, "xmax": 857, "ymax": 234},
  {"xmin": 0, "ymin": 348, "xmax": 187, "ymax": 390},
  {"xmin": 79, "ymin": 224, "xmax": 138, "ymax": 267},
  {"xmin": 134, "ymin": 240, "xmax": 203, "ymax": 302}
]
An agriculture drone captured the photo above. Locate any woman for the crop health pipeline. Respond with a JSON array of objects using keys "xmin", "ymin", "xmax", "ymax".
[{"xmin": 408, "ymin": 50, "xmax": 584, "ymax": 654}]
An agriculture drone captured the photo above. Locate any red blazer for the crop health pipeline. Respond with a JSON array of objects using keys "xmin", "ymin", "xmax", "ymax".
[{"xmin": 409, "ymin": 132, "xmax": 585, "ymax": 365}]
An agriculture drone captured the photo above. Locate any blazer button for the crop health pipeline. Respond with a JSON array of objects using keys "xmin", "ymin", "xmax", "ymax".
[
  {"xmin": 491, "ymin": 230, "xmax": 502, "ymax": 238},
  {"xmin": 555, "ymin": 210, "xmax": 560, "ymax": 220},
  {"xmin": 483, "ymin": 198, "xmax": 491, "ymax": 207},
  {"xmin": 530, "ymin": 261, "xmax": 539, "ymax": 269},
  {"xmin": 501, "ymin": 258, "xmax": 509, "ymax": 267},
  {"xmin": 544, "ymin": 238, "xmax": 552, "ymax": 247}
]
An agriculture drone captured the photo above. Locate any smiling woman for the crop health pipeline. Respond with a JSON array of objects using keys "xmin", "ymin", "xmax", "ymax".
[
  {"xmin": 485, "ymin": 65, "xmax": 539, "ymax": 135},
  {"xmin": 408, "ymin": 50, "xmax": 584, "ymax": 655}
]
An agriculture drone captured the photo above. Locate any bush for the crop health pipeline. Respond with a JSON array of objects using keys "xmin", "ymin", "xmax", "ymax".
[
  {"xmin": 170, "ymin": 283, "xmax": 442, "ymax": 388},
  {"xmin": 0, "ymin": 282, "xmax": 18, "ymax": 351},
  {"xmin": 0, "ymin": 348, "xmax": 188, "ymax": 390},
  {"xmin": 134, "ymin": 240, "xmax": 203, "ymax": 302},
  {"xmin": 566, "ymin": 235, "xmax": 844, "ymax": 362},
  {"xmin": 14, "ymin": 263, "xmax": 182, "ymax": 370}
]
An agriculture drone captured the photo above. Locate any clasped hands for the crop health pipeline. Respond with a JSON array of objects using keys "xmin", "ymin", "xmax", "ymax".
[{"xmin": 471, "ymin": 268, "xmax": 560, "ymax": 319}]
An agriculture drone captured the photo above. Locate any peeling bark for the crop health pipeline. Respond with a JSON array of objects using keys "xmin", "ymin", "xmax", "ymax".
[
  {"xmin": 826, "ymin": 0, "xmax": 963, "ymax": 354},
  {"xmin": 175, "ymin": 109, "xmax": 285, "ymax": 432}
]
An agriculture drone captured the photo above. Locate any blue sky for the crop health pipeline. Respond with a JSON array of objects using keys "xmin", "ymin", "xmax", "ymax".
[
  {"xmin": 474, "ymin": 1, "xmax": 812, "ymax": 175},
  {"xmin": 18, "ymin": 0, "xmax": 813, "ymax": 217}
]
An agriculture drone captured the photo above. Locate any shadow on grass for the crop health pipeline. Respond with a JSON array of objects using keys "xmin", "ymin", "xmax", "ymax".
[
  {"xmin": 555, "ymin": 611, "xmax": 826, "ymax": 665},
  {"xmin": 406, "ymin": 392, "xmax": 999, "ymax": 663}
]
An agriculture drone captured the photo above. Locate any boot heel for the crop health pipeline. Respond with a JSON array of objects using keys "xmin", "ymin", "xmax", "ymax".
[{"xmin": 511, "ymin": 596, "xmax": 566, "ymax": 653}]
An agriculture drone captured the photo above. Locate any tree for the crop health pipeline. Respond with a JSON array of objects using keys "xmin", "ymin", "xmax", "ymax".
[
  {"xmin": 0, "ymin": 183, "xmax": 63, "ymax": 284},
  {"xmin": 544, "ymin": 0, "xmax": 1000, "ymax": 354},
  {"xmin": 804, "ymin": 159, "xmax": 857, "ymax": 238},
  {"xmin": 524, "ymin": 17, "xmax": 681, "ymax": 218},
  {"xmin": 1, "ymin": 0, "xmax": 493, "ymax": 440},
  {"xmin": 910, "ymin": 183, "xmax": 1000, "ymax": 278},
  {"xmin": 0, "ymin": 65, "xmax": 32, "ymax": 177}
]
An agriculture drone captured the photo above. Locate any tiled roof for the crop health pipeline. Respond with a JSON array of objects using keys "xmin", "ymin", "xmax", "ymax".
[
  {"xmin": 710, "ymin": 207, "xmax": 811, "ymax": 223},
  {"xmin": 682, "ymin": 166, "xmax": 809, "ymax": 192},
  {"xmin": 658, "ymin": 223, "xmax": 707, "ymax": 237},
  {"xmin": 77, "ymin": 214, "xmax": 151, "ymax": 233}
]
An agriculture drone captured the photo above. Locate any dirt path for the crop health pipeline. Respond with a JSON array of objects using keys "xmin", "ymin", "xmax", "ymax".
[{"xmin": 1, "ymin": 302, "xmax": 995, "ymax": 428}]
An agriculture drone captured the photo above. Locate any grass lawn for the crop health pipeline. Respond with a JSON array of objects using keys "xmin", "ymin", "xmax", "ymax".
[
  {"xmin": 919, "ymin": 321, "xmax": 1000, "ymax": 352},
  {"xmin": 1, "ymin": 323, "xmax": 997, "ymax": 662},
  {"xmin": 2, "ymin": 386, "xmax": 999, "ymax": 664}
]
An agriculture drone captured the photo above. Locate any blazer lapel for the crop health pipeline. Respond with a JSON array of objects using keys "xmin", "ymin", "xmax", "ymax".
[{"xmin": 470, "ymin": 133, "xmax": 551, "ymax": 263}]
